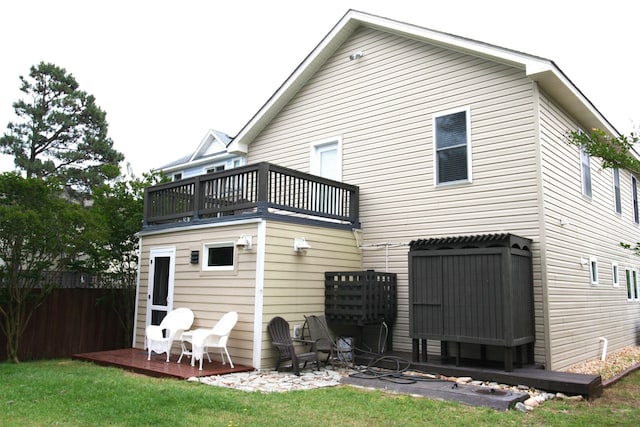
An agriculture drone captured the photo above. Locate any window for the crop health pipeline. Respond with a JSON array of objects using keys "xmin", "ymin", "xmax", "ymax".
[
  {"xmin": 580, "ymin": 147, "xmax": 592, "ymax": 197},
  {"xmin": 311, "ymin": 138, "xmax": 341, "ymax": 180},
  {"xmin": 613, "ymin": 169, "xmax": 622, "ymax": 214},
  {"xmin": 202, "ymin": 242, "xmax": 234, "ymax": 271},
  {"xmin": 173, "ymin": 173, "xmax": 182, "ymax": 181},
  {"xmin": 434, "ymin": 107, "xmax": 472, "ymax": 185},
  {"xmin": 626, "ymin": 268, "xmax": 633, "ymax": 300},
  {"xmin": 627, "ymin": 268, "xmax": 639, "ymax": 301},
  {"xmin": 206, "ymin": 165, "xmax": 225, "ymax": 174},
  {"xmin": 589, "ymin": 256, "xmax": 598, "ymax": 285},
  {"xmin": 633, "ymin": 176, "xmax": 639, "ymax": 224},
  {"xmin": 612, "ymin": 262, "xmax": 619, "ymax": 287}
]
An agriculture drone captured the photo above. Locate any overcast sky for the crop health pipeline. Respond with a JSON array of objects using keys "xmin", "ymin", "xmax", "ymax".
[{"xmin": 1, "ymin": 0, "xmax": 638, "ymax": 176}]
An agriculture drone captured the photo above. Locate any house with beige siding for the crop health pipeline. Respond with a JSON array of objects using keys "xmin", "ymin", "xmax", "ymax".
[{"xmin": 134, "ymin": 10, "xmax": 640, "ymax": 372}]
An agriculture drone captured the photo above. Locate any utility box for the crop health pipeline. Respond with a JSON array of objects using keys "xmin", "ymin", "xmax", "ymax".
[{"xmin": 408, "ymin": 233, "xmax": 534, "ymax": 371}]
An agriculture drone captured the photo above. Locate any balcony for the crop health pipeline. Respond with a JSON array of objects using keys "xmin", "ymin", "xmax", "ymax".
[{"xmin": 143, "ymin": 162, "xmax": 360, "ymax": 230}]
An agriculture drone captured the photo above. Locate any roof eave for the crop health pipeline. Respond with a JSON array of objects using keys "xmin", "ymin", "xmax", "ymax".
[
  {"xmin": 529, "ymin": 66, "xmax": 618, "ymax": 136},
  {"xmin": 226, "ymin": 9, "xmax": 619, "ymax": 154},
  {"xmin": 228, "ymin": 11, "xmax": 360, "ymax": 154},
  {"xmin": 160, "ymin": 154, "xmax": 229, "ymax": 174}
]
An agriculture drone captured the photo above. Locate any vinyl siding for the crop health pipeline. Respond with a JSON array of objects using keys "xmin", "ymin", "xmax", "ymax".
[
  {"xmin": 135, "ymin": 222, "xmax": 260, "ymax": 368},
  {"xmin": 538, "ymin": 91, "xmax": 640, "ymax": 370},
  {"xmin": 259, "ymin": 221, "xmax": 361, "ymax": 370},
  {"xmin": 247, "ymin": 27, "xmax": 541, "ymax": 359},
  {"xmin": 136, "ymin": 220, "xmax": 361, "ymax": 370}
]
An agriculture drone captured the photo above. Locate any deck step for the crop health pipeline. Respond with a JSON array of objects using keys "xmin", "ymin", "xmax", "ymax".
[{"xmin": 357, "ymin": 353, "xmax": 602, "ymax": 399}]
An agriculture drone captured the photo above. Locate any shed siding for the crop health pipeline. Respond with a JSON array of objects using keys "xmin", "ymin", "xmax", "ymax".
[
  {"xmin": 259, "ymin": 221, "xmax": 361, "ymax": 370},
  {"xmin": 538, "ymin": 91, "xmax": 640, "ymax": 370},
  {"xmin": 247, "ymin": 27, "xmax": 542, "ymax": 358},
  {"xmin": 135, "ymin": 223, "xmax": 260, "ymax": 368}
]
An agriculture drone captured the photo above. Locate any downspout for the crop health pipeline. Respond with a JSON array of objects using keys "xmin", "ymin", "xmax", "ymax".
[
  {"xmin": 532, "ymin": 81, "xmax": 553, "ymax": 369},
  {"xmin": 599, "ymin": 337, "xmax": 608, "ymax": 361}
]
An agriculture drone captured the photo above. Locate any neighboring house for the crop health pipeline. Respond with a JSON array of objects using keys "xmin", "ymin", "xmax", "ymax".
[
  {"xmin": 134, "ymin": 10, "xmax": 640, "ymax": 372},
  {"xmin": 157, "ymin": 129, "xmax": 244, "ymax": 181}
]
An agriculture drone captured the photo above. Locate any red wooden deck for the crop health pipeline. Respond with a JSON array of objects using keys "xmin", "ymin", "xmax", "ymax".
[{"xmin": 72, "ymin": 348, "xmax": 253, "ymax": 379}]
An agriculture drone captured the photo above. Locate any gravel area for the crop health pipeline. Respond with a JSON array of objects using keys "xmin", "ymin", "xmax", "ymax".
[{"xmin": 564, "ymin": 345, "xmax": 640, "ymax": 381}]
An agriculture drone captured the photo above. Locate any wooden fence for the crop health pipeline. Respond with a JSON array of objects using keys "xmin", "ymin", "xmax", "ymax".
[{"xmin": 0, "ymin": 288, "xmax": 131, "ymax": 361}]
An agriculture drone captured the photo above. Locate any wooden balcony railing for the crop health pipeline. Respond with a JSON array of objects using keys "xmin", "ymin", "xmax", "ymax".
[{"xmin": 143, "ymin": 162, "xmax": 360, "ymax": 229}]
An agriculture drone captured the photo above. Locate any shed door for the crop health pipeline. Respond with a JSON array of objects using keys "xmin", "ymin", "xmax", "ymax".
[
  {"xmin": 147, "ymin": 247, "xmax": 176, "ymax": 327},
  {"xmin": 409, "ymin": 254, "xmax": 442, "ymax": 337}
]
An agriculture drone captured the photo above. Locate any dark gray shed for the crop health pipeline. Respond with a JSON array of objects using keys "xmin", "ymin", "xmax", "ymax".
[{"xmin": 408, "ymin": 233, "xmax": 534, "ymax": 371}]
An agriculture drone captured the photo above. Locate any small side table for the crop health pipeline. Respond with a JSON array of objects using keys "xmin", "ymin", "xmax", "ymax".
[
  {"xmin": 177, "ymin": 331, "xmax": 194, "ymax": 364},
  {"xmin": 177, "ymin": 329, "xmax": 212, "ymax": 366}
]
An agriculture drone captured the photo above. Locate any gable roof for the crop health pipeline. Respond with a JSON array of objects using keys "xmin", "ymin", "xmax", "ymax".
[
  {"xmin": 159, "ymin": 129, "xmax": 233, "ymax": 172},
  {"xmin": 227, "ymin": 9, "xmax": 618, "ymax": 154}
]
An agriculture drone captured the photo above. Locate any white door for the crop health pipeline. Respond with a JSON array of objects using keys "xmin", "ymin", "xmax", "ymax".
[
  {"xmin": 311, "ymin": 139, "xmax": 341, "ymax": 180},
  {"xmin": 147, "ymin": 247, "xmax": 176, "ymax": 327}
]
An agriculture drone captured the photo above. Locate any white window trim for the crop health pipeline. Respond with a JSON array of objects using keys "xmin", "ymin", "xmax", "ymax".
[
  {"xmin": 611, "ymin": 262, "xmax": 619, "ymax": 287},
  {"xmin": 625, "ymin": 268, "xmax": 633, "ymax": 301},
  {"xmin": 612, "ymin": 169, "xmax": 622, "ymax": 215},
  {"xmin": 310, "ymin": 136, "xmax": 342, "ymax": 180},
  {"xmin": 589, "ymin": 256, "xmax": 598, "ymax": 285},
  {"xmin": 634, "ymin": 269, "xmax": 640, "ymax": 301},
  {"xmin": 202, "ymin": 241, "xmax": 236, "ymax": 271},
  {"xmin": 433, "ymin": 106, "xmax": 472, "ymax": 187}
]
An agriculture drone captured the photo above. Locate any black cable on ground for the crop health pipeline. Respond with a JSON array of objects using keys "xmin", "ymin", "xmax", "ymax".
[
  {"xmin": 346, "ymin": 343, "xmax": 450, "ymax": 386},
  {"xmin": 322, "ymin": 320, "xmax": 452, "ymax": 386}
]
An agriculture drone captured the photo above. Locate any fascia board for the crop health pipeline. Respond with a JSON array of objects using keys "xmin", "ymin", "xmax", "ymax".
[
  {"xmin": 227, "ymin": 12, "xmax": 358, "ymax": 154},
  {"xmin": 227, "ymin": 9, "xmax": 619, "ymax": 154},
  {"xmin": 190, "ymin": 130, "xmax": 226, "ymax": 162},
  {"xmin": 529, "ymin": 66, "xmax": 619, "ymax": 136}
]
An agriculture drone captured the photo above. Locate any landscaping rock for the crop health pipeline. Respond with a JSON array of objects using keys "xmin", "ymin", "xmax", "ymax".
[{"xmin": 514, "ymin": 402, "xmax": 533, "ymax": 412}]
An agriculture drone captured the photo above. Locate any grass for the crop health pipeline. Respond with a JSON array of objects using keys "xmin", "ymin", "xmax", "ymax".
[{"xmin": 1, "ymin": 360, "xmax": 640, "ymax": 426}]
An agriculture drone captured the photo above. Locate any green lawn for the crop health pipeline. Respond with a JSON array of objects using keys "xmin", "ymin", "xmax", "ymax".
[{"xmin": 1, "ymin": 360, "xmax": 639, "ymax": 426}]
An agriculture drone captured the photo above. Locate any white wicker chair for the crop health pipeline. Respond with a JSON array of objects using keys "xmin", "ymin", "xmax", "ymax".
[
  {"xmin": 179, "ymin": 311, "xmax": 238, "ymax": 369},
  {"xmin": 146, "ymin": 308, "xmax": 194, "ymax": 362}
]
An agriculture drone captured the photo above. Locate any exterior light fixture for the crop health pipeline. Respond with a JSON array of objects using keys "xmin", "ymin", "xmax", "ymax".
[
  {"xmin": 190, "ymin": 250, "xmax": 200, "ymax": 264},
  {"xmin": 235, "ymin": 235, "xmax": 252, "ymax": 250},
  {"xmin": 349, "ymin": 51, "xmax": 364, "ymax": 60},
  {"xmin": 293, "ymin": 237, "xmax": 311, "ymax": 253}
]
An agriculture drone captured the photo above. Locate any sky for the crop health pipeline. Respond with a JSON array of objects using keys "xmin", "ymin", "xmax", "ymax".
[{"xmin": 1, "ymin": 0, "xmax": 638, "ymax": 176}]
